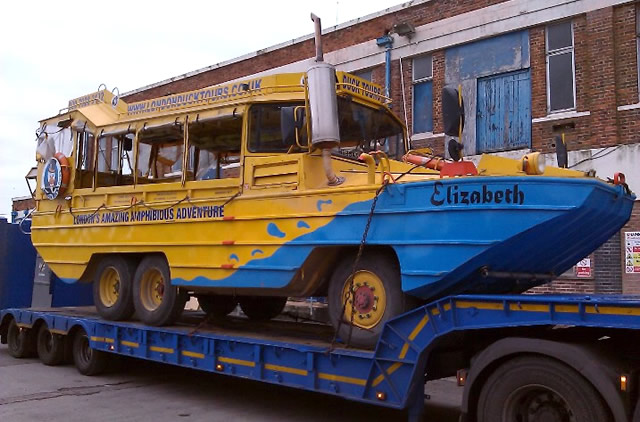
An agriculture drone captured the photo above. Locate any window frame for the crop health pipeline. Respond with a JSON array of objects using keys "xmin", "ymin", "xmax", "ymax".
[
  {"xmin": 411, "ymin": 54, "xmax": 434, "ymax": 135},
  {"xmin": 637, "ymin": 7, "xmax": 640, "ymax": 101},
  {"xmin": 545, "ymin": 20, "xmax": 577, "ymax": 113}
]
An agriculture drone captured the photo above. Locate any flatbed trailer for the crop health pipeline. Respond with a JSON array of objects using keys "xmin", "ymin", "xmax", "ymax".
[{"xmin": 3, "ymin": 293, "xmax": 640, "ymax": 422}]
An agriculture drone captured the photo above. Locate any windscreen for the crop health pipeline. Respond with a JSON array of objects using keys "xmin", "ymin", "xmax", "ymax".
[{"xmin": 336, "ymin": 97, "xmax": 406, "ymax": 160}]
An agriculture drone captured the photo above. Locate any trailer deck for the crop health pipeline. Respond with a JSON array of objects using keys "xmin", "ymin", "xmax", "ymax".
[{"xmin": 4, "ymin": 294, "xmax": 640, "ymax": 421}]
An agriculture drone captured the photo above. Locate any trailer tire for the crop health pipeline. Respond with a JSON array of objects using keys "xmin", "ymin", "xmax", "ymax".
[
  {"xmin": 238, "ymin": 296, "xmax": 287, "ymax": 321},
  {"xmin": 36, "ymin": 325, "xmax": 65, "ymax": 366},
  {"xmin": 6, "ymin": 319, "xmax": 35, "ymax": 358},
  {"xmin": 93, "ymin": 256, "xmax": 136, "ymax": 321},
  {"xmin": 72, "ymin": 330, "xmax": 108, "ymax": 376},
  {"xmin": 476, "ymin": 356, "xmax": 611, "ymax": 422},
  {"xmin": 328, "ymin": 252, "xmax": 408, "ymax": 349},
  {"xmin": 198, "ymin": 295, "xmax": 237, "ymax": 318},
  {"xmin": 133, "ymin": 255, "xmax": 186, "ymax": 326}
]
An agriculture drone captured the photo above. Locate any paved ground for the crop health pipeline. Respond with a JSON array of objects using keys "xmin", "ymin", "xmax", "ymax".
[{"xmin": 0, "ymin": 343, "xmax": 462, "ymax": 421}]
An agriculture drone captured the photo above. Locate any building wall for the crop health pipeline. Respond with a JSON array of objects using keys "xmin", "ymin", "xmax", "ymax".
[{"xmin": 122, "ymin": 0, "xmax": 640, "ymax": 294}]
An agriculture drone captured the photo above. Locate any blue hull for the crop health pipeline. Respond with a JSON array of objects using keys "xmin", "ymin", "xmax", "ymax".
[{"xmin": 175, "ymin": 176, "xmax": 634, "ymax": 301}]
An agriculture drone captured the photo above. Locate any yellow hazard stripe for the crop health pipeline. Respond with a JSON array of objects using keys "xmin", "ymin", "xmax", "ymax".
[
  {"xmin": 218, "ymin": 356, "xmax": 255, "ymax": 367},
  {"xmin": 318, "ymin": 372, "xmax": 367, "ymax": 386},
  {"xmin": 264, "ymin": 364, "xmax": 308, "ymax": 376},
  {"xmin": 17, "ymin": 323, "xmax": 32, "ymax": 329},
  {"xmin": 90, "ymin": 336, "xmax": 114, "ymax": 344},
  {"xmin": 372, "ymin": 362, "xmax": 403, "ymax": 387},
  {"xmin": 121, "ymin": 340, "xmax": 139, "ymax": 348},
  {"xmin": 150, "ymin": 346, "xmax": 174, "ymax": 354},
  {"xmin": 585, "ymin": 306, "xmax": 640, "ymax": 316},
  {"xmin": 49, "ymin": 329, "xmax": 67, "ymax": 335},
  {"xmin": 182, "ymin": 350, "xmax": 205, "ymax": 359}
]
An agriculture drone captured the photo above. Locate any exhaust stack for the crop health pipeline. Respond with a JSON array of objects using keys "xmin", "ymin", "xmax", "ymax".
[{"xmin": 308, "ymin": 13, "xmax": 344, "ymax": 186}]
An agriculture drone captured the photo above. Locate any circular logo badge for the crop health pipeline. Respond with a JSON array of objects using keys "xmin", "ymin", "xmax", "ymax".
[{"xmin": 42, "ymin": 157, "xmax": 63, "ymax": 200}]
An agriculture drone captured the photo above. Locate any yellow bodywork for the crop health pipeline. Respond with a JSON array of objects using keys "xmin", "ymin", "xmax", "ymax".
[{"xmin": 31, "ymin": 70, "xmax": 590, "ymax": 296}]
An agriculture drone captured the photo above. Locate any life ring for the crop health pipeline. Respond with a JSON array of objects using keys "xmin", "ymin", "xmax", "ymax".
[{"xmin": 41, "ymin": 152, "xmax": 71, "ymax": 200}]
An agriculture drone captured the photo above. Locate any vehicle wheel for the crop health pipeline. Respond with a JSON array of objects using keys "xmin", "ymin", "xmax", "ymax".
[
  {"xmin": 198, "ymin": 295, "xmax": 237, "ymax": 318},
  {"xmin": 328, "ymin": 251, "xmax": 411, "ymax": 349},
  {"xmin": 477, "ymin": 356, "xmax": 611, "ymax": 422},
  {"xmin": 72, "ymin": 330, "xmax": 108, "ymax": 376},
  {"xmin": 36, "ymin": 325, "xmax": 65, "ymax": 366},
  {"xmin": 93, "ymin": 256, "xmax": 136, "ymax": 321},
  {"xmin": 133, "ymin": 255, "xmax": 186, "ymax": 326},
  {"xmin": 238, "ymin": 296, "xmax": 287, "ymax": 321},
  {"xmin": 6, "ymin": 319, "xmax": 35, "ymax": 358}
]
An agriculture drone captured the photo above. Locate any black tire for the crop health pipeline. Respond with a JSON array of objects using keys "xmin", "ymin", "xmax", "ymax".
[
  {"xmin": 72, "ymin": 330, "xmax": 108, "ymax": 376},
  {"xmin": 133, "ymin": 255, "xmax": 186, "ymax": 326},
  {"xmin": 198, "ymin": 295, "xmax": 237, "ymax": 318},
  {"xmin": 477, "ymin": 356, "xmax": 611, "ymax": 422},
  {"xmin": 6, "ymin": 319, "xmax": 35, "ymax": 358},
  {"xmin": 328, "ymin": 251, "xmax": 411, "ymax": 349},
  {"xmin": 36, "ymin": 325, "xmax": 65, "ymax": 366},
  {"xmin": 238, "ymin": 296, "xmax": 287, "ymax": 321},
  {"xmin": 93, "ymin": 256, "xmax": 136, "ymax": 321}
]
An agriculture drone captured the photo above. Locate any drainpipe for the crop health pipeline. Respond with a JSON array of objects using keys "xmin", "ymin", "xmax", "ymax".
[{"xmin": 376, "ymin": 34, "xmax": 393, "ymax": 100}]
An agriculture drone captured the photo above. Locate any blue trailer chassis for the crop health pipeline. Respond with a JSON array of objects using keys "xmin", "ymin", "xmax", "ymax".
[{"xmin": 4, "ymin": 293, "xmax": 640, "ymax": 421}]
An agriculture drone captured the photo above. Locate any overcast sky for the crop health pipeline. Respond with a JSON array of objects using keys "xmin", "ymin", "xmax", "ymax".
[{"xmin": 0, "ymin": 0, "xmax": 403, "ymax": 218}]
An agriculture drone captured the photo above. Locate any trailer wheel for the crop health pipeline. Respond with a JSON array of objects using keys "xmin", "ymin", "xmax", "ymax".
[
  {"xmin": 36, "ymin": 325, "xmax": 65, "ymax": 366},
  {"xmin": 6, "ymin": 319, "xmax": 35, "ymax": 358},
  {"xmin": 198, "ymin": 295, "xmax": 237, "ymax": 318},
  {"xmin": 72, "ymin": 330, "xmax": 108, "ymax": 376},
  {"xmin": 133, "ymin": 255, "xmax": 186, "ymax": 326},
  {"xmin": 476, "ymin": 356, "xmax": 610, "ymax": 422},
  {"xmin": 238, "ymin": 296, "xmax": 287, "ymax": 321},
  {"xmin": 93, "ymin": 256, "xmax": 135, "ymax": 321},
  {"xmin": 328, "ymin": 252, "xmax": 409, "ymax": 349}
]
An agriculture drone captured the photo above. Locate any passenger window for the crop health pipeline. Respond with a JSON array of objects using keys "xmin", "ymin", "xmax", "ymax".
[
  {"xmin": 75, "ymin": 131, "xmax": 95, "ymax": 188},
  {"xmin": 96, "ymin": 134, "xmax": 134, "ymax": 187},
  {"xmin": 137, "ymin": 124, "xmax": 185, "ymax": 183},
  {"xmin": 187, "ymin": 116, "xmax": 242, "ymax": 181},
  {"xmin": 248, "ymin": 103, "xmax": 306, "ymax": 153}
]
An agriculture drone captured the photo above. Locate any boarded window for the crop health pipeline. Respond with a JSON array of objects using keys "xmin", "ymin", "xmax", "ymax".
[
  {"xmin": 412, "ymin": 55, "xmax": 433, "ymax": 133},
  {"xmin": 546, "ymin": 21, "xmax": 575, "ymax": 112}
]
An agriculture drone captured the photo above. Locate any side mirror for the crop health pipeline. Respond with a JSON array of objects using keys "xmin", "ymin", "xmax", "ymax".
[
  {"xmin": 123, "ymin": 137, "xmax": 133, "ymax": 152},
  {"xmin": 442, "ymin": 86, "xmax": 465, "ymax": 137},
  {"xmin": 281, "ymin": 106, "xmax": 306, "ymax": 146},
  {"xmin": 554, "ymin": 134, "xmax": 568, "ymax": 168}
]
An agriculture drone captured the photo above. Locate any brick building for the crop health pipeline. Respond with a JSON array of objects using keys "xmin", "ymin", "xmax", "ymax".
[{"xmin": 123, "ymin": 0, "xmax": 640, "ymax": 294}]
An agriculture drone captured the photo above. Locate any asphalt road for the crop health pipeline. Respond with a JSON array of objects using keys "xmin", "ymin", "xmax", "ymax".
[{"xmin": 0, "ymin": 343, "xmax": 462, "ymax": 422}]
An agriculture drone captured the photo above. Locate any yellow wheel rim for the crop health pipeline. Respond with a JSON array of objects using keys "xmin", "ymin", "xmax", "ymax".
[
  {"xmin": 139, "ymin": 268, "xmax": 165, "ymax": 312},
  {"xmin": 99, "ymin": 267, "xmax": 120, "ymax": 308},
  {"xmin": 342, "ymin": 270, "xmax": 387, "ymax": 330}
]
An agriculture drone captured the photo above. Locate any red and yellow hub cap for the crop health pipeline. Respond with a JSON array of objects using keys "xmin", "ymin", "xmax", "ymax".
[{"xmin": 342, "ymin": 270, "xmax": 387, "ymax": 329}]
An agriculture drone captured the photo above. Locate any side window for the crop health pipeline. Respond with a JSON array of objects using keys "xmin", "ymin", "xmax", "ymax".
[
  {"xmin": 187, "ymin": 117, "xmax": 242, "ymax": 181},
  {"xmin": 546, "ymin": 20, "xmax": 575, "ymax": 112},
  {"xmin": 75, "ymin": 131, "xmax": 95, "ymax": 188},
  {"xmin": 412, "ymin": 55, "xmax": 433, "ymax": 134},
  {"xmin": 248, "ymin": 103, "xmax": 306, "ymax": 153},
  {"xmin": 96, "ymin": 134, "xmax": 134, "ymax": 187},
  {"xmin": 137, "ymin": 124, "xmax": 184, "ymax": 183}
]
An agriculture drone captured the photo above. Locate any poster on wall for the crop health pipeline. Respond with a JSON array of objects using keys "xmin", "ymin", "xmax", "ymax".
[
  {"xmin": 575, "ymin": 258, "xmax": 591, "ymax": 278},
  {"xmin": 625, "ymin": 232, "xmax": 640, "ymax": 274}
]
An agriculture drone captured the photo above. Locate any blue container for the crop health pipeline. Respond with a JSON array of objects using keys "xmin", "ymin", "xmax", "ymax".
[{"xmin": 0, "ymin": 218, "xmax": 36, "ymax": 309}]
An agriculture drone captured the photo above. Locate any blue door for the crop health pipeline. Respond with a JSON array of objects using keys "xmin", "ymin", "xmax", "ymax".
[{"xmin": 476, "ymin": 69, "xmax": 531, "ymax": 153}]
